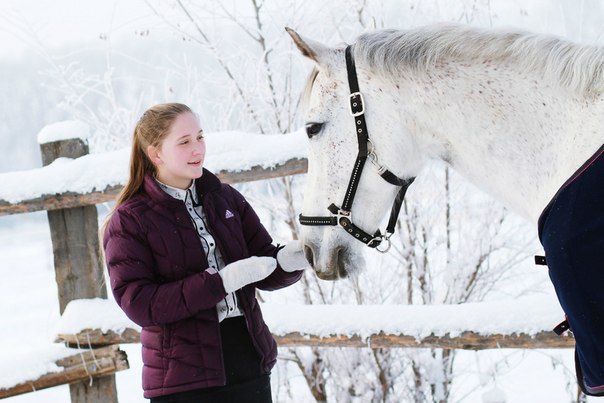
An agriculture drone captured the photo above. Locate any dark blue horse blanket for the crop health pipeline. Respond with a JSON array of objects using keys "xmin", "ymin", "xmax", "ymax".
[{"xmin": 539, "ymin": 143, "xmax": 604, "ymax": 396}]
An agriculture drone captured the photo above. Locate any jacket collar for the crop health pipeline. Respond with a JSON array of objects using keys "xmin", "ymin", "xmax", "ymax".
[
  {"xmin": 143, "ymin": 168, "xmax": 222, "ymax": 205},
  {"xmin": 195, "ymin": 168, "xmax": 222, "ymax": 194}
]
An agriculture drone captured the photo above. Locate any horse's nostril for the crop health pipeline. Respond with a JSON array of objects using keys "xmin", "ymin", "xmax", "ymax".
[
  {"xmin": 304, "ymin": 245, "xmax": 314, "ymax": 267},
  {"xmin": 336, "ymin": 247, "xmax": 348, "ymax": 278}
]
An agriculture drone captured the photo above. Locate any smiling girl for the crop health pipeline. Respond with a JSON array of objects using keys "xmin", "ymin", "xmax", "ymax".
[{"xmin": 102, "ymin": 103, "xmax": 309, "ymax": 402}]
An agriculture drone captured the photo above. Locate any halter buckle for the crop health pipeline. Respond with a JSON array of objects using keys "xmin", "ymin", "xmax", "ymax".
[
  {"xmin": 336, "ymin": 209, "xmax": 352, "ymax": 222},
  {"xmin": 349, "ymin": 92, "xmax": 365, "ymax": 116}
]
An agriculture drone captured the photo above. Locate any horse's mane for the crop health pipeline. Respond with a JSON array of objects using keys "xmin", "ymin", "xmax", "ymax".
[{"xmin": 353, "ymin": 23, "xmax": 604, "ymax": 97}]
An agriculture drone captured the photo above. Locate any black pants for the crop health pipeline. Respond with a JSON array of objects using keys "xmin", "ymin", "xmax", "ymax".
[{"xmin": 150, "ymin": 316, "xmax": 272, "ymax": 403}]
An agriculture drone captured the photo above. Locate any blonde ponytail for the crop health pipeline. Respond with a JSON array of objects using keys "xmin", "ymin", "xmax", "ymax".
[{"xmin": 102, "ymin": 103, "xmax": 193, "ymax": 236}]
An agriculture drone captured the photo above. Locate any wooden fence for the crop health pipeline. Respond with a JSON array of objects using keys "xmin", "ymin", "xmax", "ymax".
[{"xmin": 0, "ymin": 136, "xmax": 572, "ymax": 401}]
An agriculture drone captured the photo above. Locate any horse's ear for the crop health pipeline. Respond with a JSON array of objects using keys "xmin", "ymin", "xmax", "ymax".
[{"xmin": 285, "ymin": 27, "xmax": 329, "ymax": 64}]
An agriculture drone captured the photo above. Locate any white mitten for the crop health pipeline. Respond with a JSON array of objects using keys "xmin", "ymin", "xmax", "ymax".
[
  {"xmin": 219, "ymin": 256, "xmax": 277, "ymax": 293},
  {"xmin": 277, "ymin": 240, "xmax": 312, "ymax": 272}
]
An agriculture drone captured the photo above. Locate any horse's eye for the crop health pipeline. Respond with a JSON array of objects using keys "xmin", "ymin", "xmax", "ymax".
[{"xmin": 305, "ymin": 122, "xmax": 324, "ymax": 138}]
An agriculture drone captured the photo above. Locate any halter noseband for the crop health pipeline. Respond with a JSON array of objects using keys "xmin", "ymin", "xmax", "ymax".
[{"xmin": 298, "ymin": 45, "xmax": 415, "ymax": 252}]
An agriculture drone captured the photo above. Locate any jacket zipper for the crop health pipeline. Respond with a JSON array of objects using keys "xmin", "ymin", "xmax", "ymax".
[{"xmin": 202, "ymin": 196, "xmax": 267, "ymax": 373}]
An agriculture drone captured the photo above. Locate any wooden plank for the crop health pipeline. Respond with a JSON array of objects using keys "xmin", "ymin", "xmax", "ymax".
[
  {"xmin": 0, "ymin": 158, "xmax": 307, "ymax": 216},
  {"xmin": 57, "ymin": 328, "xmax": 141, "ymax": 348},
  {"xmin": 0, "ymin": 345, "xmax": 128, "ymax": 399},
  {"xmin": 57, "ymin": 327, "xmax": 574, "ymax": 350},
  {"xmin": 46, "ymin": 205, "xmax": 108, "ymax": 314}
]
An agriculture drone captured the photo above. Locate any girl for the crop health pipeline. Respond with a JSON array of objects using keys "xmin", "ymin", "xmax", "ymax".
[{"xmin": 103, "ymin": 103, "xmax": 309, "ymax": 402}]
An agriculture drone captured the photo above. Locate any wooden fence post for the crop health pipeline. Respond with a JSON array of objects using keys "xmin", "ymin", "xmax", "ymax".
[{"xmin": 40, "ymin": 137, "xmax": 119, "ymax": 403}]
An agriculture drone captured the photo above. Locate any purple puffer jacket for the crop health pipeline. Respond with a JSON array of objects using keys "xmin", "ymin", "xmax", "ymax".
[{"xmin": 103, "ymin": 169, "xmax": 302, "ymax": 398}]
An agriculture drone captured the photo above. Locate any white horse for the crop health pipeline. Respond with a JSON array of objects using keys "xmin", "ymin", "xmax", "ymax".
[
  {"xmin": 286, "ymin": 23, "xmax": 604, "ymax": 281},
  {"xmin": 287, "ymin": 24, "xmax": 604, "ymax": 394}
]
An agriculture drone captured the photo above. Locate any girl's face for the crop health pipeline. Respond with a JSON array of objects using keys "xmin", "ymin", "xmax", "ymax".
[{"xmin": 148, "ymin": 112, "xmax": 206, "ymax": 189}]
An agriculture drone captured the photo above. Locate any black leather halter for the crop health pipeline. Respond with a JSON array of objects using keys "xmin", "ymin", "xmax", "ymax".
[{"xmin": 298, "ymin": 45, "xmax": 415, "ymax": 252}]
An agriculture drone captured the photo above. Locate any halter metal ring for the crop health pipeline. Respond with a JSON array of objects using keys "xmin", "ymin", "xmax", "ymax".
[{"xmin": 375, "ymin": 237, "xmax": 391, "ymax": 253}]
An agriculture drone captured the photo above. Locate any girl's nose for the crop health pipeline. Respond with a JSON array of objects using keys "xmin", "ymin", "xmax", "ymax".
[{"xmin": 192, "ymin": 143, "xmax": 204, "ymax": 155}]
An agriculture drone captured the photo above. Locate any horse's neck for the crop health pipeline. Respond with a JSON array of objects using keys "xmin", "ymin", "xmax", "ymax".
[{"xmin": 401, "ymin": 61, "xmax": 604, "ymax": 224}]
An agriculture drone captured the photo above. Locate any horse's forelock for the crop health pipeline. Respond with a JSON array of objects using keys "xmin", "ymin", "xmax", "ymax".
[
  {"xmin": 301, "ymin": 67, "xmax": 320, "ymax": 110},
  {"xmin": 353, "ymin": 23, "xmax": 604, "ymax": 97}
]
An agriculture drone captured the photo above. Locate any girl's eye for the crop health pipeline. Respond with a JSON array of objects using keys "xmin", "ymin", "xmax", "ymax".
[
  {"xmin": 305, "ymin": 122, "xmax": 324, "ymax": 138},
  {"xmin": 198, "ymin": 134, "xmax": 204, "ymax": 140},
  {"xmin": 180, "ymin": 140, "xmax": 189, "ymax": 145}
]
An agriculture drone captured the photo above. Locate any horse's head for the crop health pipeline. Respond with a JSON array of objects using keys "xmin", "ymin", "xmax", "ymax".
[{"xmin": 287, "ymin": 29, "xmax": 428, "ymax": 280}]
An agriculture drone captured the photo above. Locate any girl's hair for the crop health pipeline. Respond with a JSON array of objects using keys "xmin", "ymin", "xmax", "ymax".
[
  {"xmin": 102, "ymin": 103, "xmax": 192, "ymax": 236},
  {"xmin": 117, "ymin": 102, "xmax": 192, "ymax": 206}
]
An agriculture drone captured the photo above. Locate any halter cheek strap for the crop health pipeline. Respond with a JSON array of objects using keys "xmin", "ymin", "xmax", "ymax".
[{"xmin": 299, "ymin": 45, "xmax": 415, "ymax": 252}]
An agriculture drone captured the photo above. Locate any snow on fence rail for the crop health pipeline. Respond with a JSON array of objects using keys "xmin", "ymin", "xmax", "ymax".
[
  {"xmin": 0, "ymin": 130, "xmax": 308, "ymax": 216},
  {"xmin": 54, "ymin": 298, "xmax": 573, "ymax": 351},
  {"xmin": 0, "ymin": 345, "xmax": 128, "ymax": 399}
]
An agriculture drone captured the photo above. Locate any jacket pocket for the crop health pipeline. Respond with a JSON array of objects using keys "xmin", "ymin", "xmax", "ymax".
[{"xmin": 162, "ymin": 324, "xmax": 173, "ymax": 357}]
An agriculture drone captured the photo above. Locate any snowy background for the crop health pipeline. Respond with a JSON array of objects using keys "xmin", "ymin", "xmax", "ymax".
[{"xmin": 1, "ymin": 0, "xmax": 604, "ymax": 402}]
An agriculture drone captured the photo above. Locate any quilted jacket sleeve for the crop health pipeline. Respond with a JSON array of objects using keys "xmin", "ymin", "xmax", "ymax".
[
  {"xmin": 228, "ymin": 186, "xmax": 303, "ymax": 291},
  {"xmin": 103, "ymin": 207, "xmax": 227, "ymax": 327}
]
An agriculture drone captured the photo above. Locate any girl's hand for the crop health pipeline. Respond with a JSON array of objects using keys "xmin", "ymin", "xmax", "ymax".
[
  {"xmin": 277, "ymin": 241, "xmax": 312, "ymax": 272},
  {"xmin": 219, "ymin": 256, "xmax": 277, "ymax": 293}
]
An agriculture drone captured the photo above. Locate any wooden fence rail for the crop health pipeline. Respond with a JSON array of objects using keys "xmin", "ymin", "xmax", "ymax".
[
  {"xmin": 0, "ymin": 158, "xmax": 307, "ymax": 216},
  {"xmin": 0, "ymin": 345, "xmax": 128, "ymax": 400},
  {"xmin": 56, "ymin": 327, "xmax": 574, "ymax": 351}
]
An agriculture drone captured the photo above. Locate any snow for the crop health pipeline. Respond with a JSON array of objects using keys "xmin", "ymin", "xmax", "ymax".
[
  {"xmin": 0, "ymin": 129, "xmax": 307, "ymax": 204},
  {"xmin": 55, "ymin": 294, "xmax": 565, "ymax": 341},
  {"xmin": 205, "ymin": 130, "xmax": 307, "ymax": 172},
  {"xmin": 482, "ymin": 386, "xmax": 507, "ymax": 403},
  {"xmin": 0, "ymin": 186, "xmax": 580, "ymax": 403},
  {"xmin": 264, "ymin": 295, "xmax": 565, "ymax": 339},
  {"xmin": 37, "ymin": 120, "xmax": 91, "ymax": 144},
  {"xmin": 0, "ymin": 345, "xmax": 80, "ymax": 390},
  {"xmin": 8, "ymin": 293, "xmax": 554, "ymax": 399},
  {"xmin": 54, "ymin": 298, "xmax": 140, "ymax": 335},
  {"xmin": 0, "ymin": 149, "xmax": 130, "ymax": 204}
]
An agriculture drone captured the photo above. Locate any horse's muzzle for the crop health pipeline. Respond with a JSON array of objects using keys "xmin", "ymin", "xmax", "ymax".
[{"xmin": 304, "ymin": 242, "xmax": 348, "ymax": 280}]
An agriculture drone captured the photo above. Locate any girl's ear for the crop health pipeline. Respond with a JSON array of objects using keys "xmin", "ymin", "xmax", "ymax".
[{"xmin": 147, "ymin": 145, "xmax": 162, "ymax": 166}]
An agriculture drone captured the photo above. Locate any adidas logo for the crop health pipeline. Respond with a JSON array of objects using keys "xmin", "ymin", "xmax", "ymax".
[{"xmin": 225, "ymin": 210, "xmax": 234, "ymax": 219}]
